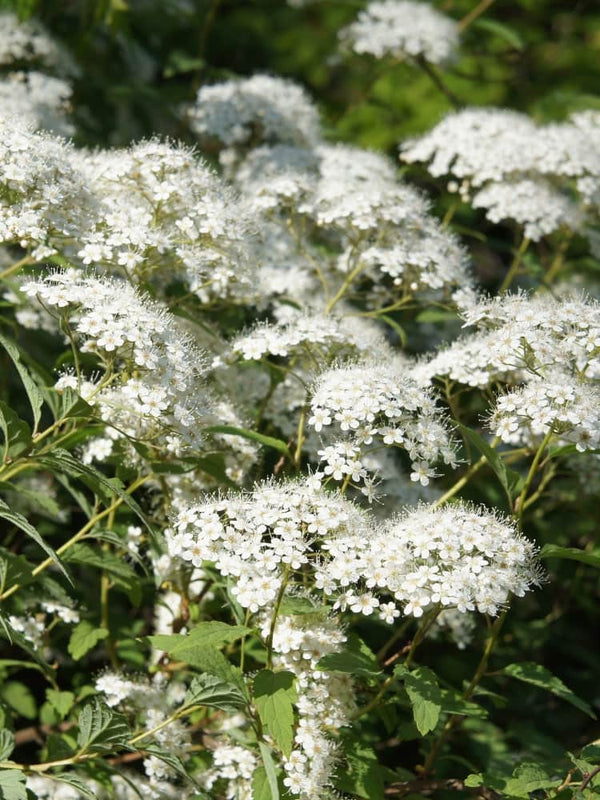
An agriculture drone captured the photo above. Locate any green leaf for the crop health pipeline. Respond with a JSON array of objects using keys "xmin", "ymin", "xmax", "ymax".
[
  {"xmin": 147, "ymin": 622, "xmax": 251, "ymax": 652},
  {"xmin": 51, "ymin": 774, "xmax": 98, "ymax": 800},
  {"xmin": 163, "ymin": 50, "xmax": 205, "ymax": 78},
  {"xmin": 540, "ymin": 544, "xmax": 600, "ymax": 569},
  {"xmin": 377, "ymin": 314, "xmax": 407, "ymax": 346},
  {"xmin": 0, "ymin": 332, "xmax": 44, "ymax": 434},
  {"xmin": 439, "ymin": 688, "xmax": 488, "ymax": 719},
  {"xmin": 142, "ymin": 744, "xmax": 189, "ymax": 781},
  {"xmin": 278, "ymin": 596, "xmax": 319, "ymax": 616},
  {"xmin": 63, "ymin": 544, "xmax": 141, "ymax": 604},
  {"xmin": 0, "ymin": 769, "xmax": 27, "ymax": 800},
  {"xmin": 76, "ymin": 699, "xmax": 130, "ymax": 753},
  {"xmin": 335, "ymin": 738, "xmax": 384, "ymax": 800},
  {"xmin": 397, "ymin": 666, "xmax": 442, "ymax": 736},
  {"xmin": 36, "ymin": 449, "xmax": 152, "ymax": 534},
  {"xmin": 0, "ymin": 731, "xmax": 14, "ymax": 762},
  {"xmin": 46, "ymin": 690, "xmax": 75, "ymax": 719},
  {"xmin": 0, "ymin": 499, "xmax": 70, "ymax": 582},
  {"xmin": 258, "ymin": 741, "xmax": 279, "ymax": 800},
  {"xmin": 205, "ymin": 425, "xmax": 292, "ymax": 458},
  {"xmin": 0, "ymin": 401, "xmax": 31, "ymax": 461},
  {"xmin": 68, "ymin": 621, "xmax": 109, "ymax": 661},
  {"xmin": 317, "ymin": 634, "xmax": 380, "ymax": 677},
  {"xmin": 456, "ymin": 423, "xmax": 523, "ymax": 504},
  {"xmin": 473, "ymin": 18, "xmax": 525, "ymax": 50},
  {"xmin": 502, "ymin": 662, "xmax": 595, "ymax": 718},
  {"xmin": 1, "ymin": 682, "xmax": 36, "ymax": 720},
  {"xmin": 253, "ymin": 670, "xmax": 296, "ymax": 757},
  {"xmin": 251, "ymin": 766, "xmax": 272, "ymax": 800},
  {"xmin": 185, "ymin": 674, "xmax": 247, "ymax": 710}
]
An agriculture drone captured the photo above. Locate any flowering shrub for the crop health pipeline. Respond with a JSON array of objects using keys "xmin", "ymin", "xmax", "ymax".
[{"xmin": 0, "ymin": 2, "xmax": 599, "ymax": 800}]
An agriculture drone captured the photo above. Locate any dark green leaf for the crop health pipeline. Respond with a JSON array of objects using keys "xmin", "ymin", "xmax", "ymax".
[
  {"xmin": 1, "ymin": 682, "xmax": 36, "ymax": 720},
  {"xmin": 0, "ymin": 499, "xmax": 69, "ymax": 582},
  {"xmin": 456, "ymin": 423, "xmax": 523, "ymax": 504},
  {"xmin": 0, "ymin": 731, "xmax": 14, "ymax": 762},
  {"xmin": 474, "ymin": 18, "xmax": 525, "ymax": 50},
  {"xmin": 0, "ymin": 401, "xmax": 31, "ymax": 461},
  {"xmin": 317, "ymin": 634, "xmax": 380, "ymax": 676},
  {"xmin": 76, "ymin": 699, "xmax": 130, "ymax": 753},
  {"xmin": 46, "ymin": 690, "xmax": 75, "ymax": 719},
  {"xmin": 502, "ymin": 662, "xmax": 595, "ymax": 718},
  {"xmin": 335, "ymin": 738, "xmax": 384, "ymax": 800},
  {"xmin": 540, "ymin": 544, "xmax": 600, "ymax": 569},
  {"xmin": 185, "ymin": 674, "xmax": 247, "ymax": 710},
  {"xmin": 0, "ymin": 333, "xmax": 44, "ymax": 434}
]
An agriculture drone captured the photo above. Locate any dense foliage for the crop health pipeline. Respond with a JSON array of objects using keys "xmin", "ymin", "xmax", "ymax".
[{"xmin": 0, "ymin": 1, "xmax": 599, "ymax": 799}]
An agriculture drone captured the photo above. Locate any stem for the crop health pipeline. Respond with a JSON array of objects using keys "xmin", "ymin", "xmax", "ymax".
[
  {"xmin": 498, "ymin": 236, "xmax": 530, "ymax": 294},
  {"xmin": 266, "ymin": 566, "xmax": 290, "ymax": 669},
  {"xmin": 458, "ymin": 0, "xmax": 496, "ymax": 31},
  {"xmin": 515, "ymin": 428, "xmax": 554, "ymax": 528},
  {"xmin": 100, "ymin": 508, "xmax": 119, "ymax": 670},
  {"xmin": 293, "ymin": 406, "xmax": 307, "ymax": 469},
  {"xmin": 0, "ymin": 474, "xmax": 149, "ymax": 602},
  {"xmin": 433, "ymin": 456, "xmax": 486, "ymax": 508},
  {"xmin": 0, "ymin": 255, "xmax": 35, "ymax": 281},
  {"xmin": 422, "ymin": 610, "xmax": 507, "ymax": 776},
  {"xmin": 415, "ymin": 55, "xmax": 461, "ymax": 109},
  {"xmin": 542, "ymin": 231, "xmax": 573, "ymax": 288},
  {"xmin": 325, "ymin": 258, "xmax": 366, "ymax": 313}
]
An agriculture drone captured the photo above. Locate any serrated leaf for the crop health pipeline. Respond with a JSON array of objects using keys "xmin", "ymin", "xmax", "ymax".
[
  {"xmin": 147, "ymin": 622, "xmax": 251, "ymax": 653},
  {"xmin": 46, "ymin": 690, "xmax": 75, "ymax": 719},
  {"xmin": 51, "ymin": 774, "xmax": 98, "ymax": 800},
  {"xmin": 254, "ymin": 670, "xmax": 296, "ymax": 757},
  {"xmin": 35, "ymin": 449, "xmax": 151, "ymax": 534},
  {"xmin": 0, "ymin": 769, "xmax": 27, "ymax": 800},
  {"xmin": 396, "ymin": 666, "xmax": 442, "ymax": 735},
  {"xmin": 205, "ymin": 425, "xmax": 292, "ymax": 458},
  {"xmin": 335, "ymin": 738, "xmax": 384, "ymax": 800},
  {"xmin": 142, "ymin": 744, "xmax": 189, "ymax": 781},
  {"xmin": 0, "ymin": 499, "xmax": 69, "ymax": 582},
  {"xmin": 258, "ymin": 741, "xmax": 279, "ymax": 800},
  {"xmin": 0, "ymin": 401, "xmax": 31, "ymax": 461},
  {"xmin": 0, "ymin": 730, "xmax": 14, "ymax": 761},
  {"xmin": 0, "ymin": 332, "xmax": 44, "ymax": 434},
  {"xmin": 439, "ymin": 688, "xmax": 488, "ymax": 718},
  {"xmin": 456, "ymin": 423, "xmax": 523, "ymax": 505},
  {"xmin": 76, "ymin": 699, "xmax": 130, "ymax": 753},
  {"xmin": 317, "ymin": 634, "xmax": 380, "ymax": 676},
  {"xmin": 502, "ymin": 662, "xmax": 595, "ymax": 718},
  {"xmin": 63, "ymin": 544, "xmax": 142, "ymax": 604},
  {"xmin": 278, "ymin": 596, "xmax": 319, "ymax": 616},
  {"xmin": 540, "ymin": 544, "xmax": 600, "ymax": 569},
  {"xmin": 68, "ymin": 621, "xmax": 109, "ymax": 661},
  {"xmin": 185, "ymin": 674, "xmax": 247, "ymax": 710}
]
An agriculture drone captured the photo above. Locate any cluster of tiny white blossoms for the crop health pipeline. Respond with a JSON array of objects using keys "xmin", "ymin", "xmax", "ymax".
[
  {"xmin": 227, "ymin": 311, "xmax": 386, "ymax": 363},
  {"xmin": 317, "ymin": 502, "xmax": 540, "ymax": 618},
  {"xmin": 0, "ymin": 11, "xmax": 77, "ymax": 75},
  {"xmin": 96, "ymin": 672, "xmax": 191, "ymax": 798},
  {"xmin": 0, "ymin": 71, "xmax": 73, "ymax": 135},
  {"xmin": 416, "ymin": 291, "xmax": 600, "ymax": 388},
  {"xmin": 8, "ymin": 600, "xmax": 79, "ymax": 649},
  {"xmin": 339, "ymin": 0, "xmax": 460, "ymax": 64},
  {"xmin": 70, "ymin": 139, "xmax": 255, "ymax": 303},
  {"xmin": 188, "ymin": 74, "xmax": 321, "ymax": 151},
  {"xmin": 309, "ymin": 359, "xmax": 458, "ymax": 487},
  {"xmin": 0, "ymin": 117, "xmax": 92, "ymax": 258},
  {"xmin": 489, "ymin": 373, "xmax": 600, "ymax": 452},
  {"xmin": 264, "ymin": 615, "xmax": 355, "ymax": 798},
  {"xmin": 23, "ymin": 271, "xmax": 217, "ymax": 456},
  {"xmin": 401, "ymin": 107, "xmax": 600, "ymax": 240}
]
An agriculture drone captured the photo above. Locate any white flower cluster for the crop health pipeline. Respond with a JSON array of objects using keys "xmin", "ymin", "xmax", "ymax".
[
  {"xmin": 23, "ymin": 272, "xmax": 216, "ymax": 455},
  {"xmin": 0, "ymin": 117, "xmax": 92, "ymax": 257},
  {"xmin": 201, "ymin": 743, "xmax": 257, "ymax": 800},
  {"xmin": 228, "ymin": 311, "xmax": 385, "ymax": 363},
  {"xmin": 309, "ymin": 359, "xmax": 458, "ymax": 486},
  {"xmin": 266, "ymin": 616, "xmax": 355, "ymax": 798},
  {"xmin": 319, "ymin": 502, "xmax": 540, "ymax": 618},
  {"xmin": 188, "ymin": 74, "xmax": 321, "ymax": 150},
  {"xmin": 71, "ymin": 139, "xmax": 255, "ymax": 302},
  {"xmin": 340, "ymin": 0, "xmax": 460, "ymax": 64},
  {"xmin": 0, "ymin": 11, "xmax": 76, "ymax": 74},
  {"xmin": 402, "ymin": 107, "xmax": 600, "ymax": 240},
  {"xmin": 96, "ymin": 672, "xmax": 191, "ymax": 798},
  {"xmin": 0, "ymin": 71, "xmax": 73, "ymax": 135}
]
